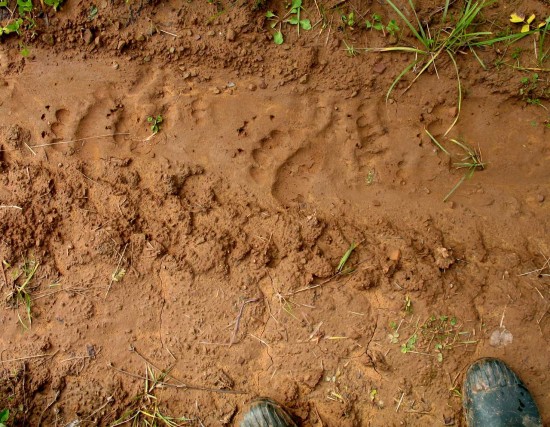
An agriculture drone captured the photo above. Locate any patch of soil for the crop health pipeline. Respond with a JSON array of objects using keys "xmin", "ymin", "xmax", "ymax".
[{"xmin": 1, "ymin": 0, "xmax": 549, "ymax": 425}]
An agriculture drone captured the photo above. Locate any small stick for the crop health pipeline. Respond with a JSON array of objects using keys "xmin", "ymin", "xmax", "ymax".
[
  {"xmin": 83, "ymin": 395, "xmax": 114, "ymax": 421},
  {"xmin": 107, "ymin": 362, "xmax": 246, "ymax": 394},
  {"xmin": 24, "ymin": 142, "xmax": 37, "ymax": 156},
  {"xmin": 0, "ymin": 260, "xmax": 7, "ymax": 290},
  {"xmin": 395, "ymin": 392, "xmax": 405, "ymax": 412},
  {"xmin": 105, "ymin": 243, "xmax": 128, "ymax": 298},
  {"xmin": 229, "ymin": 297, "xmax": 260, "ymax": 347},
  {"xmin": 158, "ymin": 28, "xmax": 178, "ymax": 37},
  {"xmin": 38, "ymin": 390, "xmax": 60, "ymax": 427},
  {"xmin": 1, "ymin": 352, "xmax": 56, "ymax": 363},
  {"xmin": 285, "ymin": 273, "xmax": 340, "ymax": 296},
  {"xmin": 29, "ymin": 133, "xmax": 130, "ymax": 149},
  {"xmin": 0, "ymin": 205, "xmax": 23, "ymax": 210}
]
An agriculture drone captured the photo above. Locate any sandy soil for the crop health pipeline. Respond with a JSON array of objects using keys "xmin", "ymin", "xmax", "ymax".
[{"xmin": 1, "ymin": 0, "xmax": 549, "ymax": 425}]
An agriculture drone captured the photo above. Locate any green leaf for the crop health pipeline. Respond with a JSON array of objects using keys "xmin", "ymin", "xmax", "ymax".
[
  {"xmin": 299, "ymin": 19, "xmax": 311, "ymax": 30},
  {"xmin": 365, "ymin": 20, "xmax": 372, "ymax": 29},
  {"xmin": 291, "ymin": 0, "xmax": 301, "ymax": 9},
  {"xmin": 17, "ymin": 0, "xmax": 33, "ymax": 15},
  {"xmin": 265, "ymin": 10, "xmax": 275, "ymax": 18},
  {"xmin": 273, "ymin": 30, "xmax": 283, "ymax": 44},
  {"xmin": 0, "ymin": 409, "xmax": 8, "ymax": 423},
  {"xmin": 0, "ymin": 0, "xmax": 7, "ymax": 6},
  {"xmin": 287, "ymin": 16, "xmax": 299, "ymax": 25},
  {"xmin": 373, "ymin": 22, "xmax": 384, "ymax": 31}
]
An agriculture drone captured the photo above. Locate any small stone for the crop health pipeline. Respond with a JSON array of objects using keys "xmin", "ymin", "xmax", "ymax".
[
  {"xmin": 373, "ymin": 62, "xmax": 386, "ymax": 74},
  {"xmin": 226, "ymin": 28, "xmax": 236, "ymax": 42},
  {"xmin": 207, "ymin": 30, "xmax": 215, "ymax": 36},
  {"xmin": 143, "ymin": 56, "xmax": 151, "ymax": 63},
  {"xmin": 83, "ymin": 29, "xmax": 94, "ymax": 45},
  {"xmin": 350, "ymin": 90, "xmax": 358, "ymax": 98},
  {"xmin": 211, "ymin": 87, "xmax": 221, "ymax": 94},
  {"xmin": 112, "ymin": 62, "xmax": 119, "ymax": 70},
  {"xmin": 195, "ymin": 35, "xmax": 201, "ymax": 41},
  {"xmin": 136, "ymin": 34, "xmax": 145, "ymax": 42},
  {"xmin": 226, "ymin": 82, "xmax": 236, "ymax": 88},
  {"xmin": 259, "ymin": 81, "xmax": 267, "ymax": 89},
  {"xmin": 299, "ymin": 74, "xmax": 308, "ymax": 84},
  {"xmin": 117, "ymin": 40, "xmax": 126, "ymax": 51},
  {"xmin": 94, "ymin": 36, "xmax": 101, "ymax": 46},
  {"xmin": 186, "ymin": 29, "xmax": 193, "ymax": 37},
  {"xmin": 373, "ymin": 200, "xmax": 381, "ymax": 206},
  {"xmin": 389, "ymin": 249, "xmax": 401, "ymax": 262},
  {"xmin": 448, "ymin": 106, "xmax": 458, "ymax": 117},
  {"xmin": 169, "ymin": 47, "xmax": 175, "ymax": 54},
  {"xmin": 537, "ymin": 194, "xmax": 545, "ymax": 203},
  {"xmin": 247, "ymin": 84, "xmax": 257, "ymax": 91}
]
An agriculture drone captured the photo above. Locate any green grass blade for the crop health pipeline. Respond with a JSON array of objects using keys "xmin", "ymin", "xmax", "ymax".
[
  {"xmin": 444, "ymin": 174, "xmax": 466, "ymax": 202},
  {"xmin": 385, "ymin": 0, "xmax": 424, "ymax": 44},
  {"xmin": 424, "ymin": 129, "xmax": 450, "ymax": 155},
  {"xmin": 386, "ymin": 59, "xmax": 421, "ymax": 102},
  {"xmin": 337, "ymin": 242, "xmax": 358, "ymax": 273},
  {"xmin": 444, "ymin": 50, "xmax": 461, "ymax": 136}
]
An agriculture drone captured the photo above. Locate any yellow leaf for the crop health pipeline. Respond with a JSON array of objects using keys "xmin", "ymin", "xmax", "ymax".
[
  {"xmin": 521, "ymin": 24, "xmax": 530, "ymax": 33},
  {"xmin": 539, "ymin": 22, "xmax": 547, "ymax": 28},
  {"xmin": 509, "ymin": 12, "xmax": 525, "ymax": 23},
  {"xmin": 526, "ymin": 14, "xmax": 536, "ymax": 24}
]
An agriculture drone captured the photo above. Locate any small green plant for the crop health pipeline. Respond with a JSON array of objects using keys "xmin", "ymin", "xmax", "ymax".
[
  {"xmin": 112, "ymin": 363, "xmax": 191, "ymax": 426},
  {"xmin": 341, "ymin": 11, "xmax": 355, "ymax": 29},
  {"xmin": 343, "ymin": 40, "xmax": 359, "ymax": 57},
  {"xmin": 43, "ymin": 0, "xmax": 63, "ymax": 11},
  {"xmin": 425, "ymin": 129, "xmax": 486, "ymax": 202},
  {"xmin": 265, "ymin": 0, "xmax": 311, "ymax": 45},
  {"xmin": 5, "ymin": 259, "xmax": 39, "ymax": 330},
  {"xmin": 16, "ymin": 0, "xmax": 33, "ymax": 15},
  {"xmin": 361, "ymin": 0, "xmax": 545, "ymax": 135},
  {"xmin": 365, "ymin": 13, "xmax": 384, "ymax": 31},
  {"xmin": 147, "ymin": 115, "xmax": 163, "ymax": 134},
  {"xmin": 391, "ymin": 314, "xmax": 475, "ymax": 361},
  {"xmin": 0, "ymin": 19, "xmax": 23, "ymax": 37},
  {"xmin": 388, "ymin": 320, "xmax": 400, "ymax": 343},
  {"xmin": 400, "ymin": 333, "xmax": 417, "ymax": 353},
  {"xmin": 519, "ymin": 73, "xmax": 548, "ymax": 110},
  {"xmin": 365, "ymin": 13, "xmax": 400, "ymax": 37},
  {"xmin": 0, "ymin": 409, "xmax": 8, "ymax": 427}
]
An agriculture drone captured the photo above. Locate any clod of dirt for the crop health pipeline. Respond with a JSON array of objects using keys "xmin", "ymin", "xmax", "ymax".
[
  {"xmin": 435, "ymin": 247, "xmax": 455, "ymax": 270},
  {"xmin": 489, "ymin": 327, "xmax": 513, "ymax": 347},
  {"xmin": 83, "ymin": 29, "xmax": 94, "ymax": 45},
  {"xmin": 226, "ymin": 28, "xmax": 236, "ymax": 42}
]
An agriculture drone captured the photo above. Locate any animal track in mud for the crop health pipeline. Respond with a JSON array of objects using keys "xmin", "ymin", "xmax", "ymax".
[
  {"xmin": 271, "ymin": 142, "xmax": 325, "ymax": 205},
  {"xmin": 190, "ymin": 97, "xmax": 208, "ymax": 124},
  {"xmin": 51, "ymin": 108, "xmax": 70, "ymax": 140},
  {"xmin": 261, "ymin": 101, "xmax": 333, "ymax": 205},
  {"xmin": 249, "ymin": 130, "xmax": 297, "ymax": 187}
]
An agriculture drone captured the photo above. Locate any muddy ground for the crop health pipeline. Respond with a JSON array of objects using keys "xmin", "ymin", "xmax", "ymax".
[{"xmin": 0, "ymin": 0, "xmax": 549, "ymax": 425}]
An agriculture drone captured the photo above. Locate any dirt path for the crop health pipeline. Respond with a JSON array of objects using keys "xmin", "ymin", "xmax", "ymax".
[{"xmin": 1, "ymin": 0, "xmax": 549, "ymax": 425}]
